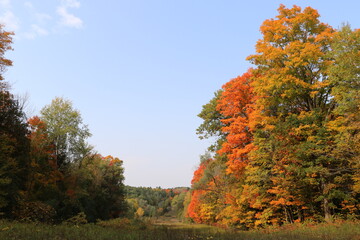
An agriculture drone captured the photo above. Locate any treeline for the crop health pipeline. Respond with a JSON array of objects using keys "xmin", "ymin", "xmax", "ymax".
[
  {"xmin": 186, "ymin": 5, "xmax": 360, "ymax": 229},
  {"xmin": 0, "ymin": 27, "xmax": 126, "ymax": 222},
  {"xmin": 126, "ymin": 186, "xmax": 189, "ymax": 219}
]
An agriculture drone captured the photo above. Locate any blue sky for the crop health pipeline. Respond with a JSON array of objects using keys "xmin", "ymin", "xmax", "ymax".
[{"xmin": 2, "ymin": 0, "xmax": 360, "ymax": 188}]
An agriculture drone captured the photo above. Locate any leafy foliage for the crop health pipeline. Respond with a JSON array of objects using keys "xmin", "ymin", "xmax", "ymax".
[
  {"xmin": 126, "ymin": 186, "xmax": 189, "ymax": 219},
  {"xmin": 40, "ymin": 97, "xmax": 91, "ymax": 169},
  {"xmin": 187, "ymin": 5, "xmax": 360, "ymax": 229},
  {"xmin": 0, "ymin": 21, "xmax": 127, "ymax": 223}
]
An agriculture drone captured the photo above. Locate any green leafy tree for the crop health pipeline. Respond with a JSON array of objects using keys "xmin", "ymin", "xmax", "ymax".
[
  {"xmin": 40, "ymin": 97, "xmax": 91, "ymax": 170},
  {"xmin": 196, "ymin": 90, "xmax": 225, "ymax": 152},
  {"xmin": 59, "ymin": 154, "xmax": 127, "ymax": 222},
  {"xmin": 325, "ymin": 25, "xmax": 360, "ymax": 215},
  {"xmin": 0, "ymin": 27, "xmax": 30, "ymax": 216},
  {"xmin": 0, "ymin": 90, "xmax": 30, "ymax": 215}
]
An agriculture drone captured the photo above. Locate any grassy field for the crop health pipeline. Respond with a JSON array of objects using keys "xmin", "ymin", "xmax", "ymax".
[{"xmin": 0, "ymin": 219, "xmax": 360, "ymax": 240}]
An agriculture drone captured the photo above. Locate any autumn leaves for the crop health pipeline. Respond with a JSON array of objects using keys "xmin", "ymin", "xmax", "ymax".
[{"xmin": 187, "ymin": 5, "xmax": 360, "ymax": 228}]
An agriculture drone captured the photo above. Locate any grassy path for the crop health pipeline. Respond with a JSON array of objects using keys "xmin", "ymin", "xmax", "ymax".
[{"xmin": 153, "ymin": 216, "xmax": 207, "ymax": 228}]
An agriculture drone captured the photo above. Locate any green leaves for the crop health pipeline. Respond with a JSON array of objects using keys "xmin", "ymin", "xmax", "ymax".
[
  {"xmin": 40, "ymin": 97, "xmax": 91, "ymax": 167},
  {"xmin": 191, "ymin": 5, "xmax": 360, "ymax": 228}
]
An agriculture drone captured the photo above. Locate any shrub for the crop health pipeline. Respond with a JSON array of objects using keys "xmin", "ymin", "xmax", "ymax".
[
  {"xmin": 12, "ymin": 201, "xmax": 56, "ymax": 223},
  {"xmin": 63, "ymin": 212, "xmax": 88, "ymax": 225}
]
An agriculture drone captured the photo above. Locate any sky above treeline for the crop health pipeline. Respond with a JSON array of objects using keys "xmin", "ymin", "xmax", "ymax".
[{"xmin": 1, "ymin": 0, "xmax": 360, "ymax": 188}]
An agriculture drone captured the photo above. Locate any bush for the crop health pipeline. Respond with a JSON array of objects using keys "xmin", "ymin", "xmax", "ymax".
[
  {"xmin": 12, "ymin": 201, "xmax": 56, "ymax": 223},
  {"xmin": 63, "ymin": 212, "xmax": 88, "ymax": 225}
]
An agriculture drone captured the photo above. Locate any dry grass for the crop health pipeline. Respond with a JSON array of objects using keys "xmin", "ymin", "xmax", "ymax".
[{"xmin": 0, "ymin": 219, "xmax": 359, "ymax": 240}]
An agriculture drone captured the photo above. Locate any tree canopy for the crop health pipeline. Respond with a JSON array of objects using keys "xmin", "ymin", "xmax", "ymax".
[{"xmin": 187, "ymin": 5, "xmax": 360, "ymax": 228}]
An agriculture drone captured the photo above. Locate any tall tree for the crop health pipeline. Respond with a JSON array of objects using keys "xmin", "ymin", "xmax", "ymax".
[
  {"xmin": 217, "ymin": 70, "xmax": 254, "ymax": 177},
  {"xmin": 191, "ymin": 4, "xmax": 360, "ymax": 228},
  {"xmin": 0, "ymin": 88, "xmax": 30, "ymax": 215},
  {"xmin": 40, "ymin": 97, "xmax": 91, "ymax": 170},
  {"xmin": 325, "ymin": 25, "xmax": 360, "ymax": 215},
  {"xmin": 246, "ymin": 5, "xmax": 346, "ymax": 223},
  {"xmin": 26, "ymin": 116, "xmax": 62, "ymax": 202},
  {"xmin": 63, "ymin": 154, "xmax": 127, "ymax": 221},
  {"xmin": 0, "ymin": 26, "xmax": 30, "ymax": 216}
]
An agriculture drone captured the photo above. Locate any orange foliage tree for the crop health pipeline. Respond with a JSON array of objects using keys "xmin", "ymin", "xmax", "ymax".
[
  {"xmin": 186, "ymin": 158, "xmax": 209, "ymax": 223},
  {"xmin": 189, "ymin": 4, "xmax": 360, "ymax": 228},
  {"xmin": 217, "ymin": 70, "xmax": 254, "ymax": 177},
  {"xmin": 26, "ymin": 116, "xmax": 62, "ymax": 200}
]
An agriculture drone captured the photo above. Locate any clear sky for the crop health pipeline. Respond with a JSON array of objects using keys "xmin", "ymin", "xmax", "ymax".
[{"xmin": 1, "ymin": 0, "xmax": 360, "ymax": 188}]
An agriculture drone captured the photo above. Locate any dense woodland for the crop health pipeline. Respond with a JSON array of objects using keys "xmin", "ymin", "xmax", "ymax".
[
  {"xmin": 0, "ymin": 27, "xmax": 127, "ymax": 222},
  {"xmin": 1, "ymin": 4, "xmax": 360, "ymax": 232},
  {"xmin": 185, "ymin": 5, "xmax": 360, "ymax": 229},
  {"xmin": 125, "ymin": 186, "xmax": 188, "ymax": 219}
]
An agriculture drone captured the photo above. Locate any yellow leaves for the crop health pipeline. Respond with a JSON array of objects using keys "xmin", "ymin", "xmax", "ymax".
[
  {"xmin": 248, "ymin": 5, "xmax": 335, "ymax": 117},
  {"xmin": 353, "ymin": 175, "xmax": 360, "ymax": 193},
  {"xmin": 293, "ymin": 124, "xmax": 313, "ymax": 135},
  {"xmin": 326, "ymin": 116, "xmax": 347, "ymax": 132},
  {"xmin": 309, "ymin": 91, "xmax": 319, "ymax": 98},
  {"xmin": 254, "ymin": 208, "xmax": 274, "ymax": 227},
  {"xmin": 199, "ymin": 203, "xmax": 216, "ymax": 222},
  {"xmin": 270, "ymin": 198, "xmax": 287, "ymax": 206},
  {"xmin": 194, "ymin": 4, "xmax": 360, "ymax": 229},
  {"xmin": 135, "ymin": 207, "xmax": 144, "ymax": 217}
]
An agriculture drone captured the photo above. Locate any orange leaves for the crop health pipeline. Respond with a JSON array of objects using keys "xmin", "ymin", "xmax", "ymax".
[
  {"xmin": 248, "ymin": 5, "xmax": 335, "ymax": 116},
  {"xmin": 186, "ymin": 190, "xmax": 204, "ymax": 223},
  {"xmin": 217, "ymin": 70, "xmax": 253, "ymax": 118},
  {"xmin": 217, "ymin": 70, "xmax": 254, "ymax": 176},
  {"xmin": 191, "ymin": 5, "xmax": 360, "ymax": 228},
  {"xmin": 27, "ymin": 116, "xmax": 56, "ymax": 160},
  {"xmin": 268, "ymin": 186, "xmax": 303, "ymax": 207},
  {"xmin": 102, "ymin": 155, "xmax": 123, "ymax": 166},
  {"xmin": 191, "ymin": 158, "xmax": 209, "ymax": 185}
]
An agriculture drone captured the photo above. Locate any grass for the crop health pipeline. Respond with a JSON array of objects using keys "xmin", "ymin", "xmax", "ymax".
[{"xmin": 0, "ymin": 219, "xmax": 359, "ymax": 240}]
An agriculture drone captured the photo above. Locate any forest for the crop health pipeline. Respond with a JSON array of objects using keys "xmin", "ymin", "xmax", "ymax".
[{"xmin": 0, "ymin": 4, "xmax": 360, "ymax": 240}]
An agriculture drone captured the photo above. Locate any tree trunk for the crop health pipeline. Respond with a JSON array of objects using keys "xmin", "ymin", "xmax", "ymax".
[
  {"xmin": 323, "ymin": 197, "xmax": 332, "ymax": 222},
  {"xmin": 322, "ymin": 179, "xmax": 332, "ymax": 222}
]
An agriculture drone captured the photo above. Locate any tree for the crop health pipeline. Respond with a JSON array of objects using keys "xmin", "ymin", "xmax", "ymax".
[
  {"xmin": 0, "ymin": 90, "xmax": 30, "ymax": 215},
  {"xmin": 26, "ymin": 116, "xmax": 62, "ymax": 202},
  {"xmin": 196, "ymin": 90, "xmax": 226, "ymax": 152},
  {"xmin": 217, "ymin": 70, "xmax": 254, "ymax": 177},
  {"xmin": 59, "ymin": 154, "xmax": 127, "ymax": 222},
  {"xmin": 247, "ymin": 4, "xmax": 334, "ymax": 116},
  {"xmin": 40, "ymin": 97, "xmax": 91, "ymax": 170},
  {"xmin": 192, "ymin": 4, "xmax": 360, "ymax": 228},
  {"xmin": 328, "ymin": 25, "xmax": 360, "ymax": 115},
  {"xmin": 186, "ymin": 157, "xmax": 211, "ymax": 223},
  {"xmin": 246, "ymin": 5, "xmax": 350, "ymax": 223},
  {"xmin": 325, "ymin": 25, "xmax": 360, "ymax": 216},
  {"xmin": 0, "ymin": 26, "xmax": 30, "ymax": 216},
  {"xmin": 0, "ymin": 24, "xmax": 13, "ymax": 81}
]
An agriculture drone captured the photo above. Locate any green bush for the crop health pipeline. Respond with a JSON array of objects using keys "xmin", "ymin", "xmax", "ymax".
[{"xmin": 63, "ymin": 212, "xmax": 88, "ymax": 225}]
